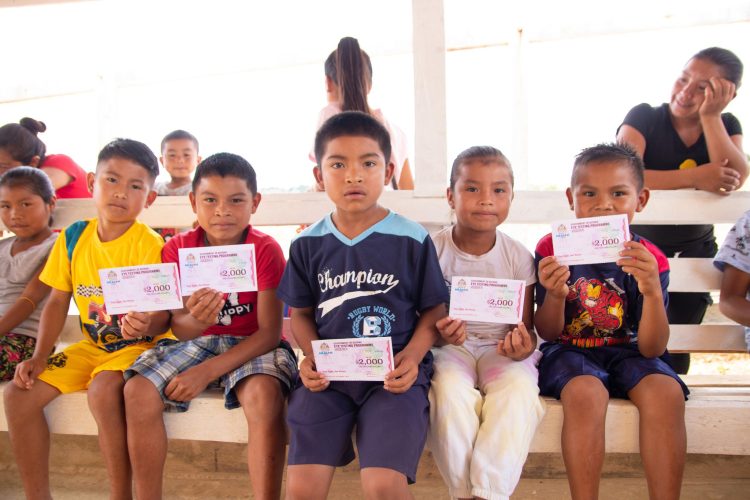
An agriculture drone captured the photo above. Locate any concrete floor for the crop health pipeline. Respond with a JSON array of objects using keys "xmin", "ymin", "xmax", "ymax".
[{"xmin": 1, "ymin": 434, "xmax": 749, "ymax": 499}]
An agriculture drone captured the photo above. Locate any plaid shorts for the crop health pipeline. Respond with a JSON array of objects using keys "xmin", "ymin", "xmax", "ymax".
[
  {"xmin": 125, "ymin": 336, "xmax": 298, "ymax": 412},
  {"xmin": 1, "ymin": 333, "xmax": 37, "ymax": 381}
]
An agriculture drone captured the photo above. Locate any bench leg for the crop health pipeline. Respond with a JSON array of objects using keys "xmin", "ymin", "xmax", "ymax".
[{"xmin": 3, "ymin": 380, "xmax": 60, "ymax": 500}]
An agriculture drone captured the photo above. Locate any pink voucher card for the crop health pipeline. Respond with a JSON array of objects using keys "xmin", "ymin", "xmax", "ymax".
[
  {"xmin": 449, "ymin": 276, "xmax": 525, "ymax": 324},
  {"xmin": 99, "ymin": 263, "xmax": 183, "ymax": 315},
  {"xmin": 551, "ymin": 214, "xmax": 630, "ymax": 266},
  {"xmin": 311, "ymin": 337, "xmax": 394, "ymax": 382}
]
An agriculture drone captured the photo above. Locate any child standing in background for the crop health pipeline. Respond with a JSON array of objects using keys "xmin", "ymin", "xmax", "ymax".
[
  {"xmin": 154, "ymin": 129, "xmax": 201, "ymax": 240},
  {"xmin": 714, "ymin": 209, "xmax": 750, "ymax": 352},
  {"xmin": 0, "ymin": 117, "xmax": 91, "ymax": 199},
  {"xmin": 427, "ymin": 146, "xmax": 544, "ymax": 500},
  {"xmin": 310, "ymin": 36, "xmax": 413, "ymax": 190},
  {"xmin": 535, "ymin": 143, "xmax": 688, "ymax": 500},
  {"xmin": 0, "ymin": 167, "xmax": 58, "ymax": 380},
  {"xmin": 155, "ymin": 129, "xmax": 201, "ymax": 196},
  {"xmin": 4, "ymin": 138, "xmax": 173, "ymax": 500}
]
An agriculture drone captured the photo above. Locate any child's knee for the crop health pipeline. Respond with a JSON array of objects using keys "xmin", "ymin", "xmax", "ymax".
[
  {"xmin": 560, "ymin": 376, "xmax": 609, "ymax": 415},
  {"xmin": 123, "ymin": 375, "xmax": 162, "ymax": 413},
  {"xmin": 237, "ymin": 375, "xmax": 284, "ymax": 415},
  {"xmin": 87, "ymin": 371, "xmax": 125, "ymax": 407},
  {"xmin": 631, "ymin": 374, "xmax": 686, "ymax": 417},
  {"xmin": 360, "ymin": 467, "xmax": 408, "ymax": 498}
]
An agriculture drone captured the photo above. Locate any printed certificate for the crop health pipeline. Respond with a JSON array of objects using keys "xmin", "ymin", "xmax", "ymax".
[
  {"xmin": 99, "ymin": 263, "xmax": 183, "ymax": 315},
  {"xmin": 311, "ymin": 337, "xmax": 394, "ymax": 382},
  {"xmin": 551, "ymin": 214, "xmax": 630, "ymax": 266},
  {"xmin": 449, "ymin": 276, "xmax": 526, "ymax": 324},
  {"xmin": 178, "ymin": 244, "xmax": 257, "ymax": 295}
]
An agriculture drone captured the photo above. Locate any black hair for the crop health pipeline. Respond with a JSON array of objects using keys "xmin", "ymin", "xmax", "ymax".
[
  {"xmin": 692, "ymin": 47, "xmax": 743, "ymax": 88},
  {"xmin": 314, "ymin": 111, "xmax": 391, "ymax": 167},
  {"xmin": 97, "ymin": 138, "xmax": 160, "ymax": 181},
  {"xmin": 0, "ymin": 166, "xmax": 56, "ymax": 226},
  {"xmin": 160, "ymin": 129, "xmax": 200, "ymax": 153},
  {"xmin": 325, "ymin": 37, "xmax": 373, "ymax": 115},
  {"xmin": 449, "ymin": 146, "xmax": 513, "ymax": 190},
  {"xmin": 192, "ymin": 153, "xmax": 257, "ymax": 195},
  {"xmin": 572, "ymin": 142, "xmax": 645, "ymax": 191},
  {"xmin": 0, "ymin": 118, "xmax": 47, "ymax": 165}
]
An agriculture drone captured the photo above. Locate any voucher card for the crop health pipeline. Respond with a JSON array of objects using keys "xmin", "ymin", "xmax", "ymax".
[
  {"xmin": 99, "ymin": 263, "xmax": 183, "ymax": 315},
  {"xmin": 551, "ymin": 214, "xmax": 630, "ymax": 266},
  {"xmin": 311, "ymin": 337, "xmax": 394, "ymax": 382},
  {"xmin": 178, "ymin": 244, "xmax": 257, "ymax": 295},
  {"xmin": 449, "ymin": 276, "xmax": 525, "ymax": 324}
]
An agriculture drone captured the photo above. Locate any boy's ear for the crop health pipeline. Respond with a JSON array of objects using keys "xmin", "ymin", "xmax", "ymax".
[
  {"xmin": 159, "ymin": 156, "xmax": 165, "ymax": 167},
  {"xmin": 29, "ymin": 155, "xmax": 41, "ymax": 168},
  {"xmin": 383, "ymin": 161, "xmax": 395, "ymax": 187},
  {"xmin": 86, "ymin": 171, "xmax": 96, "ymax": 194},
  {"xmin": 144, "ymin": 189, "xmax": 158, "ymax": 209},
  {"xmin": 636, "ymin": 187, "xmax": 650, "ymax": 212},
  {"xmin": 565, "ymin": 187, "xmax": 574, "ymax": 211},
  {"xmin": 251, "ymin": 192, "xmax": 261, "ymax": 215},
  {"xmin": 189, "ymin": 191, "xmax": 198, "ymax": 214},
  {"xmin": 313, "ymin": 166, "xmax": 324, "ymax": 190}
]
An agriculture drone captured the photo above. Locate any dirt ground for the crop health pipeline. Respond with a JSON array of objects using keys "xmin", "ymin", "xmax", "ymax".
[{"xmin": 1, "ymin": 434, "xmax": 749, "ymax": 499}]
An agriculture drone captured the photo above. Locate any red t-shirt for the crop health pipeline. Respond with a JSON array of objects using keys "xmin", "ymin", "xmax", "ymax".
[
  {"xmin": 162, "ymin": 226, "xmax": 286, "ymax": 337},
  {"xmin": 41, "ymin": 154, "xmax": 92, "ymax": 199}
]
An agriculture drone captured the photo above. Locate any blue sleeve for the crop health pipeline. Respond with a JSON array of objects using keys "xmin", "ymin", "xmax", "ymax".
[
  {"xmin": 415, "ymin": 236, "xmax": 449, "ymax": 312},
  {"xmin": 276, "ymin": 238, "xmax": 316, "ymax": 308}
]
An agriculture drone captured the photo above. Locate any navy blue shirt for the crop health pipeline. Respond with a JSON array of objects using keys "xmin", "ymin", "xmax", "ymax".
[
  {"xmin": 535, "ymin": 232, "xmax": 670, "ymax": 347},
  {"xmin": 278, "ymin": 212, "xmax": 448, "ymax": 352}
]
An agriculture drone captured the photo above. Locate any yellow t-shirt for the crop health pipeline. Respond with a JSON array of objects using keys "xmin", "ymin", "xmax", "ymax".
[{"xmin": 40, "ymin": 218, "xmax": 174, "ymax": 352}]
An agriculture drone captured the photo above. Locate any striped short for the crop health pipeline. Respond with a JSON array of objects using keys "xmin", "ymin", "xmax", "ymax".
[{"xmin": 125, "ymin": 336, "xmax": 298, "ymax": 412}]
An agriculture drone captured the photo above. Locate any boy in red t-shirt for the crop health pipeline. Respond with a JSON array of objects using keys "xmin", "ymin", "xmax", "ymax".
[{"xmin": 123, "ymin": 153, "xmax": 297, "ymax": 499}]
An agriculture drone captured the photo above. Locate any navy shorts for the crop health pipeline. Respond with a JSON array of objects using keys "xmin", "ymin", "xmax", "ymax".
[
  {"xmin": 286, "ymin": 354, "xmax": 433, "ymax": 484},
  {"xmin": 538, "ymin": 342, "xmax": 689, "ymax": 400}
]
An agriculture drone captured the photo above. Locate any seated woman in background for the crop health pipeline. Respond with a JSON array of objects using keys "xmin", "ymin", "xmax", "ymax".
[
  {"xmin": 617, "ymin": 47, "xmax": 746, "ymax": 374},
  {"xmin": 0, "ymin": 117, "xmax": 91, "ymax": 199}
]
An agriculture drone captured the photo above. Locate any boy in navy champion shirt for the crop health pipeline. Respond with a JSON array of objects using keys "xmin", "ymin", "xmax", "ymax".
[
  {"xmin": 535, "ymin": 143, "xmax": 689, "ymax": 500},
  {"xmin": 277, "ymin": 111, "xmax": 448, "ymax": 499}
]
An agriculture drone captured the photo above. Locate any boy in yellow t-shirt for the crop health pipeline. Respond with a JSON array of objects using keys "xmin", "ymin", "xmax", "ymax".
[{"xmin": 4, "ymin": 138, "xmax": 172, "ymax": 500}]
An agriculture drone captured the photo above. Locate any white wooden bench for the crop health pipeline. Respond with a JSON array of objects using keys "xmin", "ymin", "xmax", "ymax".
[{"xmin": 1, "ymin": 191, "xmax": 749, "ymax": 457}]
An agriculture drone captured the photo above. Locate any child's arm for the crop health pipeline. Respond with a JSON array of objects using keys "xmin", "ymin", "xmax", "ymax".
[
  {"xmin": 13, "ymin": 288, "xmax": 71, "ymax": 390},
  {"xmin": 290, "ymin": 305, "xmax": 329, "ymax": 392},
  {"xmin": 497, "ymin": 284, "xmax": 538, "ymax": 360},
  {"xmin": 0, "ymin": 262, "xmax": 51, "ymax": 337},
  {"xmin": 718, "ymin": 264, "xmax": 750, "ymax": 328},
  {"xmin": 700, "ymin": 79, "xmax": 748, "ymax": 186},
  {"xmin": 384, "ymin": 303, "xmax": 445, "ymax": 394},
  {"xmin": 618, "ymin": 241, "xmax": 670, "ymax": 358},
  {"xmin": 535, "ymin": 256, "xmax": 570, "ymax": 342},
  {"xmin": 164, "ymin": 289, "xmax": 284, "ymax": 403}
]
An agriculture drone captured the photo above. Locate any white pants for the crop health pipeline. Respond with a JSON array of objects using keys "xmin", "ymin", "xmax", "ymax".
[{"xmin": 427, "ymin": 339, "xmax": 545, "ymax": 500}]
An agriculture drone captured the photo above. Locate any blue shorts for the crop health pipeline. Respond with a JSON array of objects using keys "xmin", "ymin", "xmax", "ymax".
[
  {"xmin": 538, "ymin": 342, "xmax": 689, "ymax": 400},
  {"xmin": 125, "ymin": 336, "xmax": 298, "ymax": 412},
  {"xmin": 286, "ymin": 354, "xmax": 433, "ymax": 484}
]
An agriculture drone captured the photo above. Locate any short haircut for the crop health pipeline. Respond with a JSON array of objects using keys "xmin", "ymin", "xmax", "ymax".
[
  {"xmin": 0, "ymin": 166, "xmax": 56, "ymax": 225},
  {"xmin": 449, "ymin": 146, "xmax": 513, "ymax": 190},
  {"xmin": 97, "ymin": 138, "xmax": 160, "ymax": 181},
  {"xmin": 160, "ymin": 129, "xmax": 200, "ymax": 153},
  {"xmin": 0, "ymin": 117, "xmax": 47, "ymax": 165},
  {"xmin": 314, "ymin": 111, "xmax": 391, "ymax": 167},
  {"xmin": 572, "ymin": 142, "xmax": 645, "ymax": 191},
  {"xmin": 692, "ymin": 47, "xmax": 743, "ymax": 88},
  {"xmin": 192, "ymin": 153, "xmax": 257, "ymax": 195}
]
